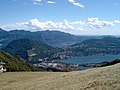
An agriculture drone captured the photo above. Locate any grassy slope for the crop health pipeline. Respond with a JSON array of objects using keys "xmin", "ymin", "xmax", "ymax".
[
  {"xmin": 0, "ymin": 50, "xmax": 38, "ymax": 71},
  {"xmin": 0, "ymin": 63, "xmax": 120, "ymax": 90}
]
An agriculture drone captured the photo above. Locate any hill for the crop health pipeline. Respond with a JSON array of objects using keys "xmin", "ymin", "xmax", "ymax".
[
  {"xmin": 0, "ymin": 50, "xmax": 38, "ymax": 72},
  {"xmin": 0, "ymin": 63, "xmax": 120, "ymax": 90},
  {"xmin": 62, "ymin": 37, "xmax": 120, "ymax": 57},
  {"xmin": 2, "ymin": 39, "xmax": 58, "ymax": 63},
  {"xmin": 0, "ymin": 28, "xmax": 7, "ymax": 33},
  {"xmin": 0, "ymin": 29, "xmax": 103, "ymax": 48}
]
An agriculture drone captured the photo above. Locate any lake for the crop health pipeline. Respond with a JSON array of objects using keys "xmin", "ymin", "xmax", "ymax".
[{"xmin": 58, "ymin": 54, "xmax": 120, "ymax": 70}]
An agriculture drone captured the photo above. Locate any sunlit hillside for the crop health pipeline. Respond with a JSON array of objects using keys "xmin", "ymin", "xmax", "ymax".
[{"xmin": 1, "ymin": 63, "xmax": 120, "ymax": 90}]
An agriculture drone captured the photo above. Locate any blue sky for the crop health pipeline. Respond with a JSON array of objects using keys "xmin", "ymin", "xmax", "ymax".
[{"xmin": 0, "ymin": 0, "xmax": 120, "ymax": 35}]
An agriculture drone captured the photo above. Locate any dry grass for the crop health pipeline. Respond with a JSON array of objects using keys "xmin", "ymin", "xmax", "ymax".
[{"xmin": 1, "ymin": 63, "xmax": 120, "ymax": 90}]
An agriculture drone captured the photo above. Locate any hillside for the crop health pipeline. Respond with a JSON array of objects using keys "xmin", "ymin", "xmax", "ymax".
[
  {"xmin": 0, "ymin": 63, "xmax": 120, "ymax": 90},
  {"xmin": 0, "ymin": 50, "xmax": 38, "ymax": 71},
  {"xmin": 3, "ymin": 39, "xmax": 58, "ymax": 63},
  {"xmin": 0, "ymin": 28, "xmax": 7, "ymax": 33},
  {"xmin": 62, "ymin": 37, "xmax": 120, "ymax": 57},
  {"xmin": 0, "ymin": 29, "xmax": 103, "ymax": 48}
]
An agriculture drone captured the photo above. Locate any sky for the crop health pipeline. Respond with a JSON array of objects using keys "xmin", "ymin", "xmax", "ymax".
[{"xmin": 0, "ymin": 0, "xmax": 120, "ymax": 35}]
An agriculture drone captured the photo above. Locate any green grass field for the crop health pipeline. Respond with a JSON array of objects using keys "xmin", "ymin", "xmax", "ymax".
[{"xmin": 1, "ymin": 63, "xmax": 120, "ymax": 90}]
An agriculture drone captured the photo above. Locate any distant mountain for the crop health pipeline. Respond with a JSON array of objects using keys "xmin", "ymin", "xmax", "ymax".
[
  {"xmin": 62, "ymin": 37, "xmax": 120, "ymax": 57},
  {"xmin": 72, "ymin": 37, "xmax": 120, "ymax": 48},
  {"xmin": 0, "ymin": 50, "xmax": 38, "ymax": 72},
  {"xmin": 0, "ymin": 28, "xmax": 7, "ymax": 33},
  {"xmin": 99, "ymin": 58, "xmax": 120, "ymax": 67},
  {"xmin": 3, "ymin": 39, "xmax": 58, "ymax": 63},
  {"xmin": 0, "ymin": 29, "xmax": 104, "ymax": 48}
]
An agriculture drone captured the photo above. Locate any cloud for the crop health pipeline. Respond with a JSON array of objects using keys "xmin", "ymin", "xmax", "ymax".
[
  {"xmin": 27, "ymin": 19, "xmax": 84, "ymax": 32},
  {"xmin": 68, "ymin": 0, "xmax": 84, "ymax": 8},
  {"xmin": 70, "ymin": 21, "xmax": 85, "ymax": 25},
  {"xmin": 33, "ymin": 2, "xmax": 41, "ymax": 5},
  {"xmin": 32, "ymin": 0, "xmax": 56, "ymax": 5},
  {"xmin": 32, "ymin": 0, "xmax": 42, "ymax": 5},
  {"xmin": 0, "ymin": 19, "xmax": 84, "ymax": 33},
  {"xmin": 0, "ymin": 22, "xmax": 30, "ymax": 31},
  {"xmin": 114, "ymin": 20, "xmax": 120, "ymax": 23},
  {"xmin": 47, "ymin": 1, "xmax": 55, "ymax": 4},
  {"xmin": 32, "ymin": 0, "xmax": 84, "ymax": 7},
  {"xmin": 87, "ymin": 18, "xmax": 114, "ymax": 29},
  {"xmin": 1, "ymin": 18, "xmax": 119, "ymax": 34}
]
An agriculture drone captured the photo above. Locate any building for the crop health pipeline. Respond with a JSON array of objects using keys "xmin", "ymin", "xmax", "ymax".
[{"xmin": 0, "ymin": 60, "xmax": 6, "ymax": 72}]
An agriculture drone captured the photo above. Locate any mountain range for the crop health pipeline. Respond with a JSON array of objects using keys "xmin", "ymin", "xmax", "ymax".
[
  {"xmin": 0, "ymin": 28, "xmax": 104, "ymax": 48},
  {"xmin": 63, "ymin": 37, "xmax": 120, "ymax": 57}
]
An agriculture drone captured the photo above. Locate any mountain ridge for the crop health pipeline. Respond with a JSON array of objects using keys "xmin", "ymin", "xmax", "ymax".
[
  {"xmin": 57, "ymin": 37, "xmax": 120, "ymax": 58},
  {"xmin": 2, "ymin": 38, "xmax": 58, "ymax": 63},
  {"xmin": 0, "ymin": 28, "xmax": 104, "ymax": 48}
]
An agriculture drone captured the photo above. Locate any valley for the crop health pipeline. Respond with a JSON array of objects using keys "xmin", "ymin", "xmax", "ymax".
[{"xmin": 1, "ymin": 29, "xmax": 120, "ymax": 71}]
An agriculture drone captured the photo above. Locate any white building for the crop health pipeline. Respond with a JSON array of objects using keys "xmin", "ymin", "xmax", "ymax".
[{"xmin": 0, "ymin": 61, "xmax": 6, "ymax": 72}]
